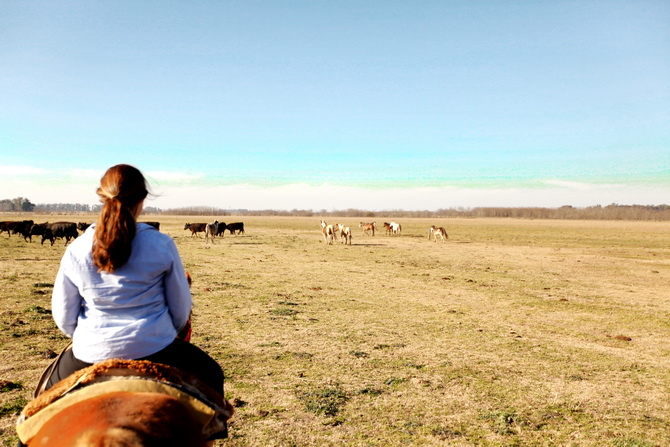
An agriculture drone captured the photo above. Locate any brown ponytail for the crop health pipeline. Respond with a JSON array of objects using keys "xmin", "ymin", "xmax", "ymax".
[{"xmin": 93, "ymin": 164, "xmax": 149, "ymax": 272}]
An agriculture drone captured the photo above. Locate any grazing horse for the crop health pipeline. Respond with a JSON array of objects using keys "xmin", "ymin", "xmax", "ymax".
[
  {"xmin": 337, "ymin": 224, "xmax": 352, "ymax": 245},
  {"xmin": 205, "ymin": 221, "xmax": 218, "ymax": 244},
  {"xmin": 320, "ymin": 220, "xmax": 335, "ymax": 245},
  {"xmin": 429, "ymin": 225, "xmax": 448, "ymax": 242},
  {"xmin": 359, "ymin": 222, "xmax": 375, "ymax": 236},
  {"xmin": 17, "ymin": 359, "xmax": 234, "ymax": 447},
  {"xmin": 389, "ymin": 222, "xmax": 401, "ymax": 235}
]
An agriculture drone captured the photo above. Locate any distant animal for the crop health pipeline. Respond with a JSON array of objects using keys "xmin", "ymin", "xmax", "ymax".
[
  {"xmin": 17, "ymin": 359, "xmax": 233, "ymax": 447},
  {"xmin": 337, "ymin": 224, "xmax": 352, "ymax": 245},
  {"xmin": 29, "ymin": 223, "xmax": 49, "ymax": 243},
  {"xmin": 77, "ymin": 222, "xmax": 91, "ymax": 231},
  {"xmin": 359, "ymin": 222, "xmax": 376, "ymax": 236},
  {"xmin": 390, "ymin": 222, "xmax": 401, "ymax": 235},
  {"xmin": 383, "ymin": 222, "xmax": 392, "ymax": 235},
  {"xmin": 13, "ymin": 220, "xmax": 35, "ymax": 242},
  {"xmin": 184, "ymin": 223, "xmax": 207, "ymax": 238},
  {"xmin": 215, "ymin": 222, "xmax": 227, "ymax": 237},
  {"xmin": 429, "ymin": 225, "xmax": 448, "ymax": 242},
  {"xmin": 0, "ymin": 221, "xmax": 14, "ymax": 237},
  {"xmin": 142, "ymin": 221, "xmax": 160, "ymax": 230},
  {"xmin": 0, "ymin": 220, "xmax": 34, "ymax": 239},
  {"xmin": 205, "ymin": 221, "xmax": 218, "ymax": 244},
  {"xmin": 320, "ymin": 220, "xmax": 335, "ymax": 245},
  {"xmin": 225, "ymin": 222, "xmax": 245, "ymax": 235},
  {"xmin": 40, "ymin": 222, "xmax": 78, "ymax": 246}
]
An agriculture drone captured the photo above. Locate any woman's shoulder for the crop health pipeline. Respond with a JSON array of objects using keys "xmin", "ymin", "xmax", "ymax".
[{"xmin": 135, "ymin": 224, "xmax": 176, "ymax": 247}]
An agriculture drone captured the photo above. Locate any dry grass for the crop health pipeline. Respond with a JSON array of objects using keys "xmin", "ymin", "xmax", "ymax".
[{"xmin": 1, "ymin": 214, "xmax": 669, "ymax": 446}]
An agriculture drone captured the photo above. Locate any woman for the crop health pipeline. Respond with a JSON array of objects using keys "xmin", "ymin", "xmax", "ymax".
[{"xmin": 45, "ymin": 164, "xmax": 223, "ymax": 394}]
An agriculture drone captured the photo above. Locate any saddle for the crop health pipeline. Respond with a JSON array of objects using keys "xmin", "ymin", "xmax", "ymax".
[{"xmin": 16, "ymin": 358, "xmax": 233, "ymax": 444}]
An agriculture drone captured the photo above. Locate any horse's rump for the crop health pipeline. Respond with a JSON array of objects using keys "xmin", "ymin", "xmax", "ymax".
[{"xmin": 17, "ymin": 359, "xmax": 233, "ymax": 446}]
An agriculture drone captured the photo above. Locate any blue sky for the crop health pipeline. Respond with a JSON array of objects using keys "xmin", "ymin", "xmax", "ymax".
[{"xmin": 1, "ymin": 1, "xmax": 668, "ymax": 210}]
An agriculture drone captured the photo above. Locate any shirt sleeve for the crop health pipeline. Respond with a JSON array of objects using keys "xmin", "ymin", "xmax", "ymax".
[
  {"xmin": 163, "ymin": 239, "xmax": 192, "ymax": 331},
  {"xmin": 51, "ymin": 257, "xmax": 83, "ymax": 338}
]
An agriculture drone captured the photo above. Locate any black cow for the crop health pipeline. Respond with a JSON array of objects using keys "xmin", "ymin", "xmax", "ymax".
[
  {"xmin": 215, "ymin": 222, "xmax": 227, "ymax": 237},
  {"xmin": 141, "ymin": 221, "xmax": 160, "ymax": 230},
  {"xmin": 225, "ymin": 222, "xmax": 245, "ymax": 235},
  {"xmin": 30, "ymin": 223, "xmax": 48, "ymax": 242},
  {"xmin": 11, "ymin": 220, "xmax": 34, "ymax": 241},
  {"xmin": 41, "ymin": 222, "xmax": 78, "ymax": 246},
  {"xmin": 0, "ymin": 221, "xmax": 16, "ymax": 237},
  {"xmin": 77, "ymin": 222, "xmax": 91, "ymax": 231},
  {"xmin": 1, "ymin": 220, "xmax": 33, "ymax": 239}
]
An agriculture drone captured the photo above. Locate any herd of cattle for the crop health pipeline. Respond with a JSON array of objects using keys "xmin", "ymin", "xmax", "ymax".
[
  {"xmin": 1, "ymin": 218, "xmax": 447, "ymax": 247},
  {"xmin": 184, "ymin": 221, "xmax": 245, "ymax": 239},
  {"xmin": 0, "ymin": 220, "xmax": 162, "ymax": 246}
]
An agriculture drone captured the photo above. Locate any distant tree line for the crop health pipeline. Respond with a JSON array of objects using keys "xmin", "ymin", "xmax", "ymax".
[
  {"xmin": 0, "ymin": 197, "xmax": 35, "ymax": 212},
  {"xmin": 2, "ymin": 198, "xmax": 669, "ymax": 220},
  {"xmin": 162, "ymin": 204, "xmax": 670, "ymax": 221}
]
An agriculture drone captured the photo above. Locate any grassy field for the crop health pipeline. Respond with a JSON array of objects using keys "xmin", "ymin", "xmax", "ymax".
[{"xmin": 1, "ymin": 214, "xmax": 669, "ymax": 446}]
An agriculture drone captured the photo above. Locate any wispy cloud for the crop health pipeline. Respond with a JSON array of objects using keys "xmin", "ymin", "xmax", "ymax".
[
  {"xmin": 1, "ymin": 164, "xmax": 668, "ymax": 209},
  {"xmin": 146, "ymin": 170, "xmax": 204, "ymax": 183},
  {"xmin": 0, "ymin": 165, "xmax": 48, "ymax": 176}
]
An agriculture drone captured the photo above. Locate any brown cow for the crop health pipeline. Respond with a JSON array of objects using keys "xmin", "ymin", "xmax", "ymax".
[{"xmin": 184, "ymin": 223, "xmax": 207, "ymax": 238}]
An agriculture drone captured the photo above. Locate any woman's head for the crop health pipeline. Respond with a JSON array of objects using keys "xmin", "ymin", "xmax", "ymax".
[{"xmin": 93, "ymin": 164, "xmax": 150, "ymax": 272}]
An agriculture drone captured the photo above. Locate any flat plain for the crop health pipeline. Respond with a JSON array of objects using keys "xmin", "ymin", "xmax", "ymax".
[{"xmin": 1, "ymin": 214, "xmax": 669, "ymax": 446}]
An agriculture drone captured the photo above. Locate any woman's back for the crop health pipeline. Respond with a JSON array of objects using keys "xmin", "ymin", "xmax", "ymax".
[{"xmin": 52, "ymin": 223, "xmax": 192, "ymax": 363}]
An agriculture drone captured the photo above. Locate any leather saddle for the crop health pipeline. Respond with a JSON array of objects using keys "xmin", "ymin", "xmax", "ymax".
[{"xmin": 16, "ymin": 358, "xmax": 233, "ymax": 444}]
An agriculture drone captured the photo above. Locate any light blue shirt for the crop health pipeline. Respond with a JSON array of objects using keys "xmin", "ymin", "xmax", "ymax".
[{"xmin": 52, "ymin": 223, "xmax": 192, "ymax": 363}]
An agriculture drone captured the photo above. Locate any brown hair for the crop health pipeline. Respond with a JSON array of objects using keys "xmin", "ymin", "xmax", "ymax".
[{"xmin": 93, "ymin": 164, "xmax": 149, "ymax": 272}]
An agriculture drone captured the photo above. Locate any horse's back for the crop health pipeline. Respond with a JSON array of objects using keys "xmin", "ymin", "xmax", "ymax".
[{"xmin": 31, "ymin": 391, "xmax": 206, "ymax": 447}]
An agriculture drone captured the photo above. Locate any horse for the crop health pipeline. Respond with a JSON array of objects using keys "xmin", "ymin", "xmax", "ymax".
[
  {"xmin": 429, "ymin": 225, "xmax": 448, "ymax": 242},
  {"xmin": 359, "ymin": 222, "xmax": 375, "ymax": 236},
  {"xmin": 389, "ymin": 222, "xmax": 401, "ymax": 235},
  {"xmin": 320, "ymin": 220, "xmax": 335, "ymax": 245},
  {"xmin": 17, "ymin": 271, "xmax": 232, "ymax": 447},
  {"xmin": 205, "ymin": 221, "xmax": 218, "ymax": 244},
  {"xmin": 383, "ymin": 222, "xmax": 392, "ymax": 235},
  {"xmin": 17, "ymin": 359, "xmax": 234, "ymax": 447},
  {"xmin": 337, "ymin": 224, "xmax": 352, "ymax": 245}
]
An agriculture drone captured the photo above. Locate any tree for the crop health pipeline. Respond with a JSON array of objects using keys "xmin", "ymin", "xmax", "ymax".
[{"xmin": 9, "ymin": 197, "xmax": 34, "ymax": 212}]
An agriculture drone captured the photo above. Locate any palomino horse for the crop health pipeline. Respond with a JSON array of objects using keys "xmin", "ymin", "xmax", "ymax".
[
  {"xmin": 337, "ymin": 224, "xmax": 352, "ymax": 245},
  {"xmin": 17, "ymin": 359, "xmax": 234, "ymax": 447},
  {"xmin": 320, "ymin": 220, "xmax": 335, "ymax": 244},
  {"xmin": 359, "ymin": 222, "xmax": 375, "ymax": 236},
  {"xmin": 429, "ymin": 225, "xmax": 448, "ymax": 242}
]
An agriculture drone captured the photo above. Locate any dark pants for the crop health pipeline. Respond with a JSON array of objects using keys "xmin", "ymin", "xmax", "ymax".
[{"xmin": 44, "ymin": 339, "xmax": 224, "ymax": 394}]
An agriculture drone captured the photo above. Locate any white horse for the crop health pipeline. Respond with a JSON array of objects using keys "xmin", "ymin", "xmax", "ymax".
[
  {"xmin": 337, "ymin": 224, "xmax": 352, "ymax": 245},
  {"xmin": 320, "ymin": 220, "xmax": 335, "ymax": 245},
  {"xmin": 389, "ymin": 221, "xmax": 401, "ymax": 235},
  {"xmin": 429, "ymin": 225, "xmax": 448, "ymax": 242}
]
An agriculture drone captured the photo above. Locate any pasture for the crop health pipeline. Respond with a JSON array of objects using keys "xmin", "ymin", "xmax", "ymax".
[{"xmin": 1, "ymin": 214, "xmax": 669, "ymax": 446}]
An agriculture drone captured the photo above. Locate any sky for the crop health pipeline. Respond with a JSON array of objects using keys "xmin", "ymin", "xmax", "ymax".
[{"xmin": 1, "ymin": 1, "xmax": 668, "ymax": 211}]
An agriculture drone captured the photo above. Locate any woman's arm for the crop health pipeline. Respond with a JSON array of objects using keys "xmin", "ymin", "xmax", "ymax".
[
  {"xmin": 51, "ymin": 265, "xmax": 83, "ymax": 337},
  {"xmin": 164, "ymin": 240, "xmax": 192, "ymax": 331}
]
